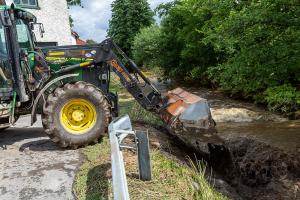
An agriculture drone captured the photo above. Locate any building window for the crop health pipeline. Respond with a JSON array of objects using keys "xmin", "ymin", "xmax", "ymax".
[{"xmin": 14, "ymin": 0, "xmax": 39, "ymax": 9}]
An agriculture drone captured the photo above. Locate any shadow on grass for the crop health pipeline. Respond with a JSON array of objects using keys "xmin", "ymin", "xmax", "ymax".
[{"xmin": 86, "ymin": 163, "xmax": 111, "ymax": 200}]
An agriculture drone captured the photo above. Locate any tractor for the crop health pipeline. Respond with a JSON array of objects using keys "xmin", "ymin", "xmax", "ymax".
[{"xmin": 0, "ymin": 4, "xmax": 220, "ymax": 149}]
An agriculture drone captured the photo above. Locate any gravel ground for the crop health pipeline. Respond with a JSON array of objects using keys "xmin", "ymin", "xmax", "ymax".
[{"xmin": 0, "ymin": 115, "xmax": 82, "ymax": 200}]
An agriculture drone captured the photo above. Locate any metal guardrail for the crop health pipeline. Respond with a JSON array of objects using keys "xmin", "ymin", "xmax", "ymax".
[
  {"xmin": 108, "ymin": 115, "xmax": 134, "ymax": 200},
  {"xmin": 108, "ymin": 115, "xmax": 152, "ymax": 200}
]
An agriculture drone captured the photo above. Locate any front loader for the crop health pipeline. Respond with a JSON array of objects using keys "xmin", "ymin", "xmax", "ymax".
[{"xmin": 0, "ymin": 5, "xmax": 221, "ymax": 150}]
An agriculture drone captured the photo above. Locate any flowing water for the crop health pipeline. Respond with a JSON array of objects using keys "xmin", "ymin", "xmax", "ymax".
[
  {"xmin": 218, "ymin": 121, "xmax": 300, "ymax": 153},
  {"xmin": 188, "ymin": 87, "xmax": 300, "ymax": 200},
  {"xmin": 180, "ymin": 86, "xmax": 300, "ymax": 153},
  {"xmin": 155, "ymin": 80, "xmax": 300, "ymax": 199}
]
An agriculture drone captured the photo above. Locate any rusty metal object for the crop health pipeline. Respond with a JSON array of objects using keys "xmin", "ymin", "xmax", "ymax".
[{"xmin": 160, "ymin": 88, "xmax": 223, "ymax": 146}]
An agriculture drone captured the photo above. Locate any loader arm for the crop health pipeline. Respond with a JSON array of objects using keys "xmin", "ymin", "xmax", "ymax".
[
  {"xmin": 93, "ymin": 39, "xmax": 222, "ymax": 145},
  {"xmin": 53, "ymin": 38, "xmax": 222, "ymax": 146},
  {"xmin": 94, "ymin": 39, "xmax": 165, "ymax": 113}
]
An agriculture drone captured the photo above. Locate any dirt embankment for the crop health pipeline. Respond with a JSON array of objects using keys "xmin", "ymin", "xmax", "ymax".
[
  {"xmin": 143, "ymin": 121, "xmax": 300, "ymax": 200},
  {"xmin": 208, "ymin": 137, "xmax": 300, "ymax": 200},
  {"xmin": 147, "ymin": 79, "xmax": 300, "ymax": 199}
]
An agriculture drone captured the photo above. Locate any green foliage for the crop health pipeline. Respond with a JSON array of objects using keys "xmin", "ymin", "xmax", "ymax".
[
  {"xmin": 67, "ymin": 0, "xmax": 81, "ymax": 27},
  {"xmin": 149, "ymin": 0, "xmax": 300, "ymax": 113},
  {"xmin": 108, "ymin": 0, "xmax": 154, "ymax": 57},
  {"xmin": 132, "ymin": 25, "xmax": 162, "ymax": 68},
  {"xmin": 155, "ymin": 1, "xmax": 178, "ymax": 18},
  {"xmin": 155, "ymin": 0, "xmax": 220, "ymax": 81},
  {"xmin": 69, "ymin": 16, "xmax": 74, "ymax": 27},
  {"xmin": 204, "ymin": 0, "xmax": 300, "ymax": 96},
  {"xmin": 264, "ymin": 85, "xmax": 300, "ymax": 113},
  {"xmin": 204, "ymin": 0, "xmax": 300, "ymax": 112},
  {"xmin": 86, "ymin": 39, "xmax": 97, "ymax": 44},
  {"xmin": 66, "ymin": 0, "xmax": 81, "ymax": 6}
]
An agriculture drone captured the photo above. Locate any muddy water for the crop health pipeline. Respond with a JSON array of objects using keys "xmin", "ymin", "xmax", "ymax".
[
  {"xmin": 178, "ymin": 86, "xmax": 299, "ymax": 152},
  {"xmin": 156, "ymin": 80, "xmax": 300, "ymax": 153},
  {"xmin": 218, "ymin": 121, "xmax": 300, "ymax": 153},
  {"xmin": 155, "ymin": 81, "xmax": 300, "ymax": 199},
  {"xmin": 188, "ymin": 87, "xmax": 300, "ymax": 200}
]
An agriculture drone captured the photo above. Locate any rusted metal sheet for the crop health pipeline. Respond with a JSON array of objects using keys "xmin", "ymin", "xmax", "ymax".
[{"xmin": 160, "ymin": 88, "xmax": 223, "ymax": 148}]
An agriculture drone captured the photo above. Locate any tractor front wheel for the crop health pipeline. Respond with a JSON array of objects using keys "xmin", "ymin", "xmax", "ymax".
[{"xmin": 42, "ymin": 82, "xmax": 111, "ymax": 149}]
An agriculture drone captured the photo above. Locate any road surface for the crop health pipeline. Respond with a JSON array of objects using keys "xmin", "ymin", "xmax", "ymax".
[{"xmin": 0, "ymin": 115, "xmax": 81, "ymax": 200}]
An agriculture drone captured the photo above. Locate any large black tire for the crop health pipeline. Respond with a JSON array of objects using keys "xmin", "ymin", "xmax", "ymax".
[
  {"xmin": 42, "ymin": 81, "xmax": 111, "ymax": 149},
  {"xmin": 136, "ymin": 131, "xmax": 152, "ymax": 181}
]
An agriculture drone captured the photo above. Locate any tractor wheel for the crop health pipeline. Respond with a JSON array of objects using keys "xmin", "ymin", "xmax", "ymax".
[{"xmin": 42, "ymin": 81, "xmax": 111, "ymax": 149}]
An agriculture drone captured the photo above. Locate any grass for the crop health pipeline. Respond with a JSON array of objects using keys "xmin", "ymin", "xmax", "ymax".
[
  {"xmin": 73, "ymin": 73, "xmax": 227, "ymax": 200},
  {"xmin": 109, "ymin": 73, "xmax": 163, "ymax": 126}
]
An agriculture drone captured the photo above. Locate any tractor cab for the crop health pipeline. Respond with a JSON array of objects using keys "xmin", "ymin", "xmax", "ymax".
[
  {"xmin": 0, "ymin": 5, "xmax": 47, "ymax": 98},
  {"xmin": 0, "ymin": 5, "xmax": 42, "ymax": 125}
]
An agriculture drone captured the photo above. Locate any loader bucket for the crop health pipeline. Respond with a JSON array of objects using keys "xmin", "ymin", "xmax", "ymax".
[{"xmin": 160, "ymin": 88, "xmax": 223, "ymax": 146}]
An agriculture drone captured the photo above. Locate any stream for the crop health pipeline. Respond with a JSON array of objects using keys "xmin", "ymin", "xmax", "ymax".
[
  {"xmin": 193, "ymin": 87, "xmax": 300, "ymax": 154},
  {"xmin": 155, "ymin": 81, "xmax": 300, "ymax": 199},
  {"xmin": 187, "ymin": 86, "xmax": 300, "ymax": 200}
]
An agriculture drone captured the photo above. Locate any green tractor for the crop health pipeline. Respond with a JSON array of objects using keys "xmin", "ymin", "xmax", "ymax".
[{"xmin": 0, "ymin": 5, "xmax": 219, "ymax": 149}]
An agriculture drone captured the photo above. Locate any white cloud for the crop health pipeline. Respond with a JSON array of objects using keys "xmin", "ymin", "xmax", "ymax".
[{"xmin": 70, "ymin": 0, "xmax": 171, "ymax": 42}]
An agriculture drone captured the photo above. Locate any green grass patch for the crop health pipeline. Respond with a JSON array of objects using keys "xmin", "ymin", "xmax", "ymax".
[
  {"xmin": 73, "ymin": 75, "xmax": 227, "ymax": 200},
  {"xmin": 74, "ymin": 137, "xmax": 227, "ymax": 200}
]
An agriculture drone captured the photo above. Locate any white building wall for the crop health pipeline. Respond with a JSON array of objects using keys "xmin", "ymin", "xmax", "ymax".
[
  {"xmin": 7, "ymin": 0, "xmax": 73, "ymax": 46},
  {"xmin": 71, "ymin": 34, "xmax": 77, "ymax": 45}
]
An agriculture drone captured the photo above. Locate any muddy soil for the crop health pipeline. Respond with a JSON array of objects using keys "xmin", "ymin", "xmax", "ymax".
[
  {"xmin": 139, "ymin": 121, "xmax": 300, "ymax": 200},
  {"xmin": 212, "ymin": 138, "xmax": 300, "ymax": 200}
]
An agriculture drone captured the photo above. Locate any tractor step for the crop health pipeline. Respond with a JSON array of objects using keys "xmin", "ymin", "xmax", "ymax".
[
  {"xmin": 0, "ymin": 122, "xmax": 11, "ymax": 129},
  {"xmin": 0, "ymin": 114, "xmax": 11, "ymax": 129},
  {"xmin": 0, "ymin": 103, "xmax": 11, "ymax": 117}
]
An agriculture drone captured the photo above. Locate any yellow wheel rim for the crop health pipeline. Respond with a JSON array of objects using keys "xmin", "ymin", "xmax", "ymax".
[{"xmin": 60, "ymin": 99, "xmax": 97, "ymax": 135}]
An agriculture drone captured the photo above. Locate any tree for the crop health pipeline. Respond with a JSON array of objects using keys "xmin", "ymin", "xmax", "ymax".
[
  {"xmin": 66, "ymin": 0, "xmax": 81, "ymax": 6},
  {"xmin": 156, "ymin": 0, "xmax": 219, "ymax": 82},
  {"xmin": 108, "ymin": 0, "xmax": 154, "ymax": 56},
  {"xmin": 69, "ymin": 16, "xmax": 74, "ymax": 27},
  {"xmin": 86, "ymin": 39, "xmax": 97, "ymax": 44},
  {"xmin": 202, "ymin": 0, "xmax": 300, "ymax": 108},
  {"xmin": 67, "ymin": 0, "xmax": 81, "ymax": 27},
  {"xmin": 154, "ymin": 0, "xmax": 300, "ymax": 112},
  {"xmin": 132, "ymin": 25, "xmax": 161, "ymax": 68}
]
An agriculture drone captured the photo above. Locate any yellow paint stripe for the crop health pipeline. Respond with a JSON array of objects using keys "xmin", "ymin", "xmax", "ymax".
[
  {"xmin": 48, "ymin": 52, "xmax": 65, "ymax": 56},
  {"xmin": 46, "ymin": 57, "xmax": 94, "ymax": 61},
  {"xmin": 80, "ymin": 62, "xmax": 93, "ymax": 68}
]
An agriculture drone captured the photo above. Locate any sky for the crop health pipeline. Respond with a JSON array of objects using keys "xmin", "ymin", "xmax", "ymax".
[{"xmin": 69, "ymin": 0, "xmax": 170, "ymax": 42}]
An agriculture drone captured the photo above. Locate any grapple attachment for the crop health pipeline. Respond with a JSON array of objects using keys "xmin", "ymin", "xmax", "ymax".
[{"xmin": 160, "ymin": 88, "xmax": 223, "ymax": 146}]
